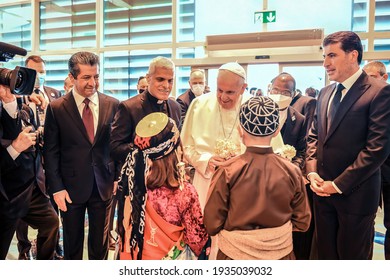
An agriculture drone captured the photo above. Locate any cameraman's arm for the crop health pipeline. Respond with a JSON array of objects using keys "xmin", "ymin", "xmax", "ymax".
[
  {"xmin": 6, "ymin": 126, "xmax": 36, "ymax": 160},
  {"xmin": 0, "ymin": 85, "xmax": 20, "ymax": 139}
]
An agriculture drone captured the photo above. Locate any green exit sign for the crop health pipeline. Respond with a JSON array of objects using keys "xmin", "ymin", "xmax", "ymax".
[{"xmin": 254, "ymin": 10, "xmax": 276, "ymax": 23}]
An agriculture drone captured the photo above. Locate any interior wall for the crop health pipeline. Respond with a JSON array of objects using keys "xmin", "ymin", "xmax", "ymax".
[{"xmin": 196, "ymin": 0, "xmax": 352, "ymax": 39}]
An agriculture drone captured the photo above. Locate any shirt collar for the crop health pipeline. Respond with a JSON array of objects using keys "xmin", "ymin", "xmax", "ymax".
[
  {"xmin": 72, "ymin": 88, "xmax": 99, "ymax": 107},
  {"xmin": 339, "ymin": 68, "xmax": 363, "ymax": 91},
  {"xmin": 146, "ymin": 90, "xmax": 165, "ymax": 104}
]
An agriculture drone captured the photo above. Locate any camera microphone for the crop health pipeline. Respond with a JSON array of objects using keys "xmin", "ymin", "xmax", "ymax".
[{"xmin": 0, "ymin": 42, "xmax": 27, "ymax": 57}]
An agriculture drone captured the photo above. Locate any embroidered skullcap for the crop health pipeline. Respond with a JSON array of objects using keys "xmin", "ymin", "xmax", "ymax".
[
  {"xmin": 240, "ymin": 96, "xmax": 280, "ymax": 136},
  {"xmin": 134, "ymin": 112, "xmax": 180, "ymax": 160},
  {"xmin": 219, "ymin": 62, "xmax": 246, "ymax": 80}
]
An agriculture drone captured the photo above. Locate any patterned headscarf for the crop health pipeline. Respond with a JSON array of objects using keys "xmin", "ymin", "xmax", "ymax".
[
  {"xmin": 118, "ymin": 112, "xmax": 180, "ymax": 259},
  {"xmin": 240, "ymin": 96, "xmax": 280, "ymax": 136}
]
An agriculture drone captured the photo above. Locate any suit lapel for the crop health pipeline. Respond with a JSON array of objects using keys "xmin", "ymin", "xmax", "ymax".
[
  {"xmin": 290, "ymin": 93, "xmax": 301, "ymax": 106},
  {"xmin": 43, "ymin": 86, "xmax": 57, "ymax": 102},
  {"xmin": 321, "ymin": 84, "xmax": 336, "ymax": 139},
  {"xmin": 63, "ymin": 92, "xmax": 91, "ymax": 143},
  {"xmin": 281, "ymin": 107, "xmax": 296, "ymax": 140},
  {"xmin": 325, "ymin": 73, "xmax": 370, "ymax": 142}
]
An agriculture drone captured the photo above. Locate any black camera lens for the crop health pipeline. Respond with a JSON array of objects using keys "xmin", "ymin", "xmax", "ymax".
[{"xmin": 0, "ymin": 66, "xmax": 36, "ymax": 95}]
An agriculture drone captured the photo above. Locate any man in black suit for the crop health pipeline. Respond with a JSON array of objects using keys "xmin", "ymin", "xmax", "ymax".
[
  {"xmin": 268, "ymin": 73, "xmax": 313, "ymax": 259},
  {"xmin": 290, "ymin": 86, "xmax": 317, "ymax": 136},
  {"xmin": 0, "ymin": 85, "xmax": 58, "ymax": 260},
  {"xmin": 362, "ymin": 60, "xmax": 390, "ymax": 260},
  {"xmin": 176, "ymin": 69, "xmax": 206, "ymax": 124},
  {"xmin": 43, "ymin": 51, "xmax": 119, "ymax": 260},
  {"xmin": 16, "ymin": 54, "xmax": 63, "ymax": 260},
  {"xmin": 306, "ymin": 31, "xmax": 390, "ymax": 259},
  {"xmin": 269, "ymin": 73, "xmax": 307, "ymax": 170},
  {"xmin": 110, "ymin": 56, "xmax": 181, "ymax": 163},
  {"xmin": 110, "ymin": 56, "xmax": 181, "ymax": 254}
]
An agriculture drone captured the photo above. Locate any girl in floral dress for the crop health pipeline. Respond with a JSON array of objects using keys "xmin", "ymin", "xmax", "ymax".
[{"xmin": 118, "ymin": 112, "xmax": 208, "ymax": 260}]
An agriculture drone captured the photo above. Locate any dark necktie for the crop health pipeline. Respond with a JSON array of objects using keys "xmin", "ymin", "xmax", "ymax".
[
  {"xmin": 34, "ymin": 88, "xmax": 45, "ymax": 127},
  {"xmin": 82, "ymin": 98, "xmax": 94, "ymax": 143},
  {"xmin": 328, "ymin": 83, "xmax": 345, "ymax": 131}
]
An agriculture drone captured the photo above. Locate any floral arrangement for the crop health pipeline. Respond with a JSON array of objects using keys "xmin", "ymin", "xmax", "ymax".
[
  {"xmin": 215, "ymin": 139, "xmax": 239, "ymax": 160},
  {"xmin": 275, "ymin": 144, "xmax": 296, "ymax": 161}
]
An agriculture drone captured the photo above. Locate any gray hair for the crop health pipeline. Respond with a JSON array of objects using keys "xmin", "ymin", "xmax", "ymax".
[
  {"xmin": 363, "ymin": 60, "xmax": 387, "ymax": 77},
  {"xmin": 148, "ymin": 56, "xmax": 175, "ymax": 75}
]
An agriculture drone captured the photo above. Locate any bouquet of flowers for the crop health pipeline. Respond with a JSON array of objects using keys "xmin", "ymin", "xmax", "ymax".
[
  {"xmin": 275, "ymin": 144, "xmax": 296, "ymax": 161},
  {"xmin": 215, "ymin": 139, "xmax": 239, "ymax": 160}
]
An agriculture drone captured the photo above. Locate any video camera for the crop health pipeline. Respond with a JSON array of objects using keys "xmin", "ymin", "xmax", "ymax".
[{"xmin": 0, "ymin": 42, "xmax": 36, "ymax": 95}]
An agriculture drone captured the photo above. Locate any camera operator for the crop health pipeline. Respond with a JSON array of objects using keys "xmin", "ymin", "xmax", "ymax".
[
  {"xmin": 15, "ymin": 55, "xmax": 63, "ymax": 260},
  {"xmin": 0, "ymin": 84, "xmax": 58, "ymax": 260}
]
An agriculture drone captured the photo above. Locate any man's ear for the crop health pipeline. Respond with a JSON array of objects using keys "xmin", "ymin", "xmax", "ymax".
[{"xmin": 240, "ymin": 83, "xmax": 248, "ymax": 95}]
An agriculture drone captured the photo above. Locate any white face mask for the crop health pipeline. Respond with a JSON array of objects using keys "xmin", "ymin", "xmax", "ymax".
[
  {"xmin": 269, "ymin": 94, "xmax": 292, "ymax": 110},
  {"xmin": 191, "ymin": 84, "xmax": 205, "ymax": 97},
  {"xmin": 34, "ymin": 72, "xmax": 46, "ymax": 88}
]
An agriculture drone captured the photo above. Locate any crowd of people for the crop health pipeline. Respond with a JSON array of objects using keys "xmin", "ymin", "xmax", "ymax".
[{"xmin": 1, "ymin": 30, "xmax": 389, "ymax": 260}]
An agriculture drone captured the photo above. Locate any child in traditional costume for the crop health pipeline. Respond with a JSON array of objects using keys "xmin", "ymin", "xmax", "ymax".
[
  {"xmin": 118, "ymin": 112, "xmax": 208, "ymax": 260},
  {"xmin": 204, "ymin": 96, "xmax": 311, "ymax": 260}
]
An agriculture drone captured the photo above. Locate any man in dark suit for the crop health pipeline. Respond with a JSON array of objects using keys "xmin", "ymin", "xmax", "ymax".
[
  {"xmin": 16, "ymin": 54, "xmax": 63, "ymax": 260},
  {"xmin": 136, "ymin": 75, "xmax": 148, "ymax": 95},
  {"xmin": 0, "ymin": 85, "xmax": 58, "ymax": 260},
  {"xmin": 268, "ymin": 73, "xmax": 312, "ymax": 259},
  {"xmin": 110, "ymin": 56, "xmax": 181, "ymax": 255},
  {"xmin": 269, "ymin": 73, "xmax": 307, "ymax": 170},
  {"xmin": 306, "ymin": 31, "xmax": 390, "ymax": 259},
  {"xmin": 25, "ymin": 55, "xmax": 61, "ymax": 102},
  {"xmin": 363, "ymin": 60, "xmax": 390, "ymax": 260},
  {"xmin": 290, "ymin": 86, "xmax": 316, "ymax": 136},
  {"xmin": 110, "ymin": 56, "xmax": 181, "ymax": 163},
  {"xmin": 176, "ymin": 69, "xmax": 206, "ymax": 124},
  {"xmin": 43, "ymin": 51, "xmax": 119, "ymax": 260}
]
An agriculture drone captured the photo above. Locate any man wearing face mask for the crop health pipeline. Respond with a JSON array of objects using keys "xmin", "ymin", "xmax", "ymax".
[
  {"xmin": 26, "ymin": 56, "xmax": 62, "ymax": 103},
  {"xmin": 269, "ymin": 73, "xmax": 312, "ymax": 260},
  {"xmin": 268, "ymin": 73, "xmax": 307, "ymax": 170},
  {"xmin": 176, "ymin": 69, "xmax": 206, "ymax": 124},
  {"xmin": 137, "ymin": 75, "xmax": 148, "ymax": 95}
]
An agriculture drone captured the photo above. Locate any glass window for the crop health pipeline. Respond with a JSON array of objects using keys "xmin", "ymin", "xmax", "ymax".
[
  {"xmin": 176, "ymin": 47, "xmax": 195, "ymax": 96},
  {"xmin": 103, "ymin": 0, "xmax": 173, "ymax": 46},
  {"xmin": 41, "ymin": 55, "xmax": 71, "ymax": 95},
  {"xmin": 374, "ymin": 38, "xmax": 390, "ymax": 51},
  {"xmin": 40, "ymin": 0, "xmax": 97, "ymax": 50},
  {"xmin": 247, "ymin": 64, "xmax": 279, "ymax": 96},
  {"xmin": 352, "ymin": 0, "xmax": 368, "ymax": 32},
  {"xmin": 0, "ymin": 3, "xmax": 32, "ymax": 51},
  {"xmin": 375, "ymin": 0, "xmax": 390, "ymax": 31},
  {"xmin": 103, "ymin": 49, "xmax": 172, "ymax": 100},
  {"xmin": 177, "ymin": 0, "xmax": 195, "ymax": 42},
  {"xmin": 282, "ymin": 65, "xmax": 325, "ymax": 93}
]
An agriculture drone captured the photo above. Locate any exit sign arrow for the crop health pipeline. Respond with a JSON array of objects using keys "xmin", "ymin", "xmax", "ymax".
[{"xmin": 254, "ymin": 10, "xmax": 276, "ymax": 23}]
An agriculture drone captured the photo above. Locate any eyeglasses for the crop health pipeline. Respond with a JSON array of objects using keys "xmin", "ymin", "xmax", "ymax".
[{"xmin": 269, "ymin": 88, "xmax": 293, "ymax": 97}]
